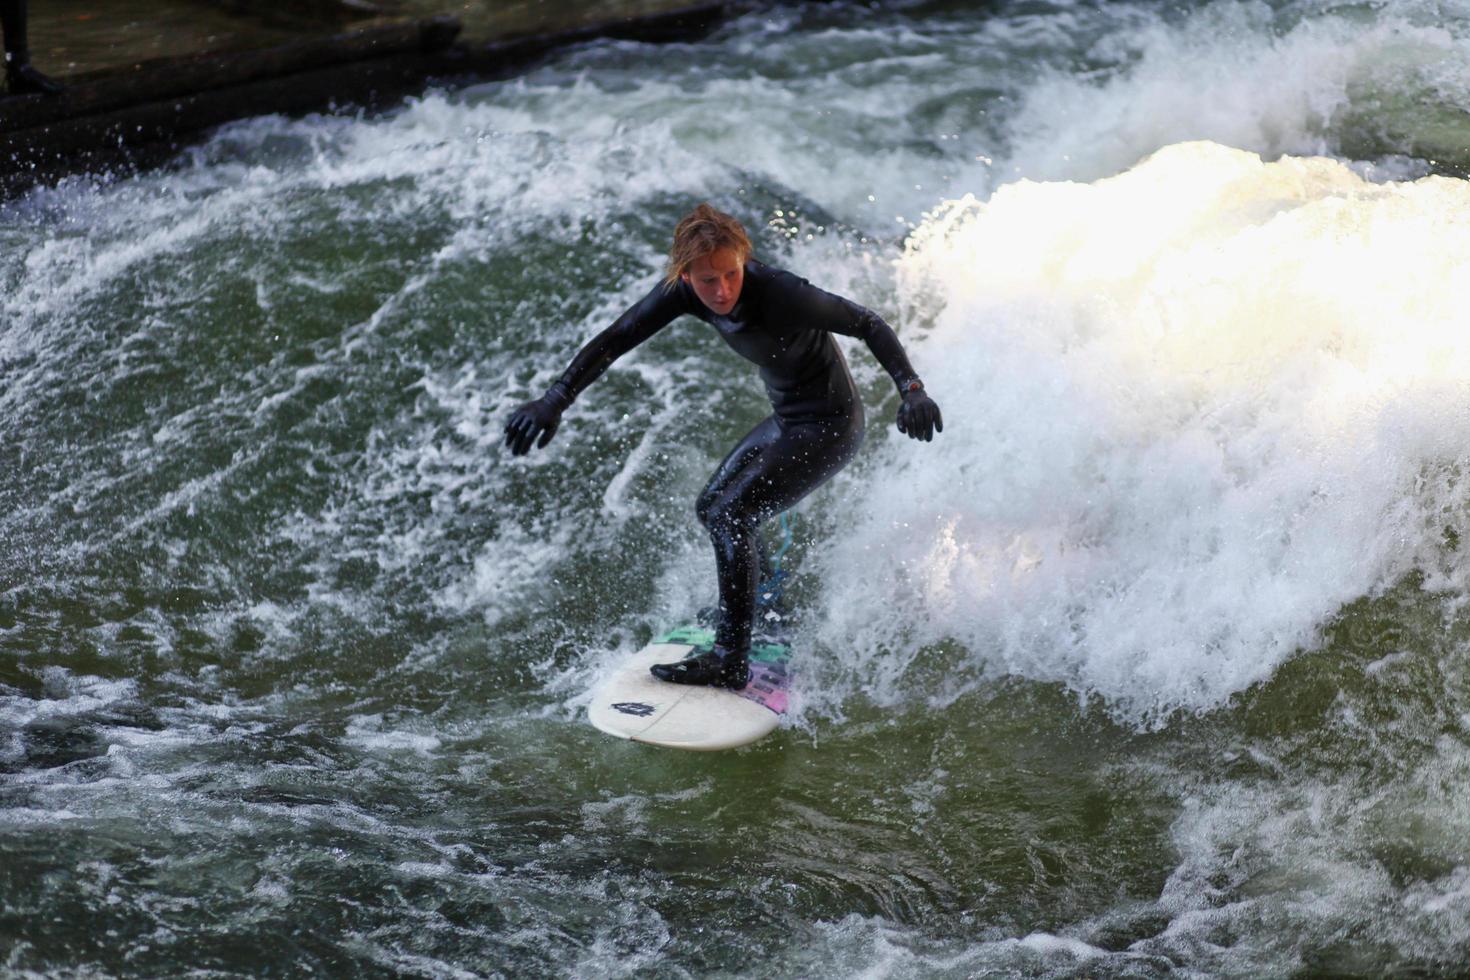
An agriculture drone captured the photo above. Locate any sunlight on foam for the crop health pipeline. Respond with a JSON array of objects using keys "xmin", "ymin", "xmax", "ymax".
[
  {"xmin": 1006, "ymin": 3, "xmax": 1470, "ymax": 181},
  {"xmin": 816, "ymin": 142, "xmax": 1470, "ymax": 724}
]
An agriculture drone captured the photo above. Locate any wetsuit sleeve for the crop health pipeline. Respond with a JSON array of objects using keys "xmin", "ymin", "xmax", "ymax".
[
  {"xmin": 544, "ymin": 281, "xmax": 692, "ymax": 409},
  {"xmin": 777, "ymin": 273, "xmax": 922, "ymax": 393}
]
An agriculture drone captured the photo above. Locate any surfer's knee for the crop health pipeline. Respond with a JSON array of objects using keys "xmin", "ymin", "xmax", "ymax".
[
  {"xmin": 695, "ymin": 486, "xmax": 717, "ymax": 529},
  {"xmin": 701, "ymin": 495, "xmax": 760, "ymax": 540},
  {"xmin": 697, "ymin": 483, "xmax": 748, "ymax": 533}
]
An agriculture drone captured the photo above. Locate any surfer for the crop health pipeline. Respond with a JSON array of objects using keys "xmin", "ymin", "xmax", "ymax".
[{"xmin": 504, "ymin": 203, "xmax": 942, "ymax": 690}]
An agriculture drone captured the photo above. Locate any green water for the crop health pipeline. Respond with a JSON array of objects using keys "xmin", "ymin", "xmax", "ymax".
[{"xmin": 7, "ymin": 1, "xmax": 1470, "ymax": 975}]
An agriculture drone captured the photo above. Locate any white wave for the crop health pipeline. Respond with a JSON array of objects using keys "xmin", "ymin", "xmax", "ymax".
[
  {"xmin": 0, "ymin": 671, "xmax": 140, "ymax": 728},
  {"xmin": 345, "ymin": 713, "xmax": 443, "ymax": 755},
  {"xmin": 815, "ymin": 142, "xmax": 1470, "ymax": 723},
  {"xmin": 1144, "ymin": 723, "xmax": 1470, "ymax": 972},
  {"xmin": 1006, "ymin": 1, "xmax": 1470, "ymax": 181}
]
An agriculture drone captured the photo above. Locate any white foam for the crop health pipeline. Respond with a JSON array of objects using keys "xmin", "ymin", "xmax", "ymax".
[
  {"xmin": 1006, "ymin": 3, "xmax": 1470, "ymax": 181},
  {"xmin": 344, "ymin": 713, "xmax": 442, "ymax": 755},
  {"xmin": 579, "ymin": 781, "xmax": 712, "ymax": 831},
  {"xmin": 1135, "ymin": 733, "xmax": 1470, "ymax": 973},
  {"xmin": 0, "ymin": 807, "xmax": 82, "ymax": 826},
  {"xmin": 0, "ymin": 671, "xmax": 140, "ymax": 728},
  {"xmin": 792, "ymin": 912, "xmax": 1142, "ymax": 978},
  {"xmin": 816, "ymin": 142, "xmax": 1470, "ymax": 723},
  {"xmin": 1016, "ymin": 933, "xmax": 1105, "ymax": 959},
  {"xmin": 250, "ymin": 876, "xmax": 291, "ymax": 902}
]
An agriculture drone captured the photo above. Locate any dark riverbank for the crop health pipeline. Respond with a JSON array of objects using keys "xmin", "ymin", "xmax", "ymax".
[
  {"xmin": 24, "ymin": 0, "xmax": 727, "ymax": 74},
  {"xmin": 0, "ymin": 1, "xmax": 776, "ymax": 196}
]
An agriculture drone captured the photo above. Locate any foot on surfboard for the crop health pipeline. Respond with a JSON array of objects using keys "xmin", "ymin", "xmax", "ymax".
[{"xmin": 650, "ymin": 646, "xmax": 749, "ymax": 690}]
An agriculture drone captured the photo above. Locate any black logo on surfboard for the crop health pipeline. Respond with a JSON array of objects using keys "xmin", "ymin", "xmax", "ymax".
[{"xmin": 612, "ymin": 702, "xmax": 655, "ymax": 717}]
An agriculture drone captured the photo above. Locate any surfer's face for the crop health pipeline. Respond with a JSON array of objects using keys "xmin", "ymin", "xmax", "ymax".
[{"xmin": 682, "ymin": 247, "xmax": 745, "ymax": 316}]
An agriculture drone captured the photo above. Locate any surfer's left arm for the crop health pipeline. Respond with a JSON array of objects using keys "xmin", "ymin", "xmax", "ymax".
[{"xmin": 781, "ymin": 273, "xmax": 944, "ymax": 442}]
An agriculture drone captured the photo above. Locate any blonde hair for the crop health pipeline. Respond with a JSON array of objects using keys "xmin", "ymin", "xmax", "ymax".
[{"xmin": 664, "ymin": 203, "xmax": 753, "ymax": 287}]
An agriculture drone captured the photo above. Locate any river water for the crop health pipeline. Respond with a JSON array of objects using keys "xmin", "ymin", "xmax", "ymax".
[{"xmin": 5, "ymin": 0, "xmax": 1470, "ymax": 975}]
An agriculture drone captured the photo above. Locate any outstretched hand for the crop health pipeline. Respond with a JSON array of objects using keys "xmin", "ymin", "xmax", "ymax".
[
  {"xmin": 897, "ymin": 388, "xmax": 943, "ymax": 442},
  {"xmin": 504, "ymin": 396, "xmax": 564, "ymax": 455}
]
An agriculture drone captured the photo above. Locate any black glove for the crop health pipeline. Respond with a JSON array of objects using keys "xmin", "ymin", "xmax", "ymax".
[
  {"xmin": 896, "ymin": 381, "xmax": 943, "ymax": 442},
  {"xmin": 504, "ymin": 384, "xmax": 571, "ymax": 456}
]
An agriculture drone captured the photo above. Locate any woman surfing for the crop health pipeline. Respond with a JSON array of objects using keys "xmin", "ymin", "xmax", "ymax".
[{"xmin": 504, "ymin": 204, "xmax": 943, "ymax": 690}]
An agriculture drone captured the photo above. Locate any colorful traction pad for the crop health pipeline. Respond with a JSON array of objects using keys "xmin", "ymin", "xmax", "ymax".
[{"xmin": 655, "ymin": 625, "xmax": 793, "ymax": 716}]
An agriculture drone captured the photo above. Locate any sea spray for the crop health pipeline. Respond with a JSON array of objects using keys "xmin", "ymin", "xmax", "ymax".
[{"xmin": 814, "ymin": 142, "xmax": 1470, "ymax": 724}]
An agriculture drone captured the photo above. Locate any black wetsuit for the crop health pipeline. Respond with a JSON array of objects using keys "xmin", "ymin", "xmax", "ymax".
[{"xmin": 548, "ymin": 259, "xmax": 921, "ymax": 653}]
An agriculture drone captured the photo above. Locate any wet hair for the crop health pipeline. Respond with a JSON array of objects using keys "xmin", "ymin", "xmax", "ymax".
[{"xmin": 665, "ymin": 203, "xmax": 753, "ymax": 287}]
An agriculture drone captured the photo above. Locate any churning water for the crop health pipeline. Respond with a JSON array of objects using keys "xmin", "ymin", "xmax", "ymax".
[{"xmin": 6, "ymin": 0, "xmax": 1470, "ymax": 975}]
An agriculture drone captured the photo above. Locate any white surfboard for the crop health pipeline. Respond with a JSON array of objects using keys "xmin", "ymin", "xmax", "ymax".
[{"xmin": 587, "ymin": 626, "xmax": 793, "ymax": 751}]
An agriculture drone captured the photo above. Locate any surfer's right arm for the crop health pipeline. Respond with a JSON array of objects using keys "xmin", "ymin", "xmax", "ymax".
[{"xmin": 503, "ymin": 282, "xmax": 691, "ymax": 455}]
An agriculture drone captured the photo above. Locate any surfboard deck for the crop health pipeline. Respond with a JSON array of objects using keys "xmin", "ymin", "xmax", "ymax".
[{"xmin": 587, "ymin": 626, "xmax": 793, "ymax": 751}]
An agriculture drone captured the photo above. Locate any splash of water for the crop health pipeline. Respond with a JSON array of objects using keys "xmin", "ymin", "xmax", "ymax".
[{"xmin": 815, "ymin": 141, "xmax": 1470, "ymax": 725}]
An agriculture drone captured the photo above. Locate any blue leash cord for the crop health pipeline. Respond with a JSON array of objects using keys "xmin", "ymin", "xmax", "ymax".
[{"xmin": 757, "ymin": 511, "xmax": 794, "ymax": 609}]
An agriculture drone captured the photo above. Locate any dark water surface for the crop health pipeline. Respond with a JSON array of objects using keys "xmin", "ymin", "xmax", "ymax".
[{"xmin": 6, "ymin": 1, "xmax": 1470, "ymax": 975}]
